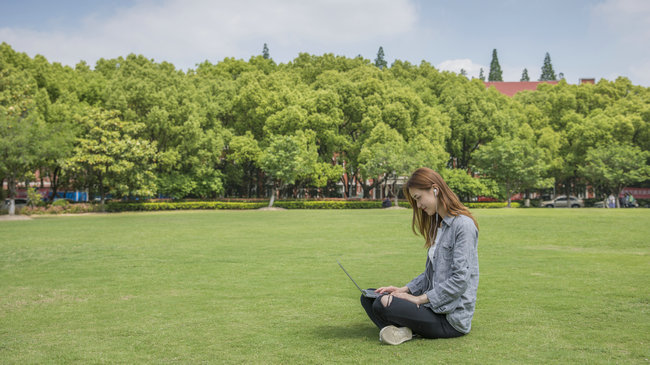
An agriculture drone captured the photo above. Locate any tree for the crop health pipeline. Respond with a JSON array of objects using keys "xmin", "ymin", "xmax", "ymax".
[
  {"xmin": 258, "ymin": 133, "xmax": 315, "ymax": 207},
  {"xmin": 374, "ymin": 46, "xmax": 387, "ymax": 70},
  {"xmin": 579, "ymin": 144, "xmax": 650, "ymax": 208},
  {"xmin": 440, "ymin": 168, "xmax": 497, "ymax": 202},
  {"xmin": 226, "ymin": 131, "xmax": 261, "ymax": 197},
  {"xmin": 0, "ymin": 111, "xmax": 47, "ymax": 215},
  {"xmin": 488, "ymin": 49, "xmax": 503, "ymax": 81},
  {"xmin": 358, "ymin": 122, "xmax": 407, "ymax": 203},
  {"xmin": 520, "ymin": 68, "xmax": 530, "ymax": 81},
  {"xmin": 0, "ymin": 64, "xmax": 48, "ymax": 215},
  {"xmin": 478, "ymin": 68, "xmax": 485, "ymax": 81},
  {"xmin": 441, "ymin": 79, "xmax": 514, "ymax": 170},
  {"xmin": 65, "ymin": 109, "xmax": 157, "ymax": 210},
  {"xmin": 459, "ymin": 69, "xmax": 468, "ymax": 78},
  {"xmin": 262, "ymin": 43, "xmax": 270, "ymax": 60},
  {"xmin": 472, "ymin": 136, "xmax": 553, "ymax": 207},
  {"xmin": 539, "ymin": 52, "xmax": 557, "ymax": 81}
]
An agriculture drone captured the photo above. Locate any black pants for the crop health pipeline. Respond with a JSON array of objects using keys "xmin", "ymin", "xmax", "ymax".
[{"xmin": 360, "ymin": 293, "xmax": 464, "ymax": 339}]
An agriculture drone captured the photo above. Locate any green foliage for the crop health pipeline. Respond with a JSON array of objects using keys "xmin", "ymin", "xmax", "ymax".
[
  {"xmin": 95, "ymin": 199, "xmax": 521, "ymax": 213},
  {"xmin": 472, "ymin": 136, "xmax": 553, "ymax": 206},
  {"xmin": 579, "ymin": 143, "xmax": 650, "ymax": 196},
  {"xmin": 464, "ymin": 201, "xmax": 520, "ymax": 208},
  {"xmin": 488, "ymin": 49, "xmax": 503, "ymax": 81},
  {"xmin": 1, "ymin": 42, "xmax": 648, "ymax": 206},
  {"xmin": 539, "ymin": 52, "xmax": 557, "ymax": 81},
  {"xmin": 440, "ymin": 168, "xmax": 498, "ymax": 201},
  {"xmin": 262, "ymin": 43, "xmax": 270, "ymax": 60},
  {"xmin": 520, "ymin": 68, "xmax": 530, "ymax": 81},
  {"xmin": 21, "ymin": 202, "xmax": 97, "ymax": 215},
  {"xmin": 25, "ymin": 188, "xmax": 44, "ymax": 207},
  {"xmin": 104, "ymin": 201, "xmax": 267, "ymax": 212},
  {"xmin": 51, "ymin": 198, "xmax": 69, "ymax": 207},
  {"xmin": 64, "ymin": 108, "xmax": 158, "ymax": 203},
  {"xmin": 374, "ymin": 46, "xmax": 387, "ymax": 70}
]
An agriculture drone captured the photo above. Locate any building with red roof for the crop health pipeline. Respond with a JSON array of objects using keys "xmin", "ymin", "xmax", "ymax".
[{"xmin": 483, "ymin": 81, "xmax": 559, "ymax": 96}]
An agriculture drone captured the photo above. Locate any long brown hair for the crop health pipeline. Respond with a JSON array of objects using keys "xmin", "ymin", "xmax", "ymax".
[{"xmin": 403, "ymin": 167, "xmax": 478, "ymax": 248}]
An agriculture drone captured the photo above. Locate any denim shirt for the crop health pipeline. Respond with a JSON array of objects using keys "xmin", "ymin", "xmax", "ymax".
[{"xmin": 406, "ymin": 214, "xmax": 479, "ymax": 334}]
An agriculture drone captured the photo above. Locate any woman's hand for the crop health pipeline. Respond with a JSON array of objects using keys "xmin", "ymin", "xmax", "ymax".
[
  {"xmin": 375, "ymin": 286, "xmax": 409, "ymax": 295},
  {"xmin": 390, "ymin": 291, "xmax": 429, "ymax": 306}
]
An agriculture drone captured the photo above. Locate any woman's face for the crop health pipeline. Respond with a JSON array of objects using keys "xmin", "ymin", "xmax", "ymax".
[{"xmin": 409, "ymin": 187, "xmax": 437, "ymax": 216}]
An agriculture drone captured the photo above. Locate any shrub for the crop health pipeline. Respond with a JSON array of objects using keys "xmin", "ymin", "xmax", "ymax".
[
  {"xmin": 512, "ymin": 199, "xmax": 541, "ymax": 208},
  {"xmin": 22, "ymin": 203, "xmax": 98, "ymax": 215},
  {"xmin": 103, "ymin": 201, "xmax": 267, "ymax": 212},
  {"xmin": 464, "ymin": 202, "xmax": 520, "ymax": 209},
  {"xmin": 20, "ymin": 199, "xmax": 520, "ymax": 214},
  {"xmin": 52, "ymin": 199, "xmax": 70, "ymax": 207}
]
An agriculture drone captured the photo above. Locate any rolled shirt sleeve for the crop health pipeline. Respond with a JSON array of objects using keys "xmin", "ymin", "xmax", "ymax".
[{"xmin": 411, "ymin": 215, "xmax": 479, "ymax": 334}]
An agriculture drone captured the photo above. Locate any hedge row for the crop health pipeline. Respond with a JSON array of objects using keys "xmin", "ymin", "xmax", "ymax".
[
  {"xmin": 101, "ymin": 200, "xmax": 518, "ymax": 212},
  {"xmin": 465, "ymin": 202, "xmax": 521, "ymax": 209},
  {"xmin": 104, "ymin": 201, "xmax": 268, "ymax": 212}
]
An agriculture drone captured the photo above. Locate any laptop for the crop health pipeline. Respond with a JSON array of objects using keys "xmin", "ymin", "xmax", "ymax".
[{"xmin": 337, "ymin": 260, "xmax": 381, "ymax": 298}]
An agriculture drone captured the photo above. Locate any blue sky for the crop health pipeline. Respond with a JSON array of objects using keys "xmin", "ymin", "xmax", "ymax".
[{"xmin": 1, "ymin": 0, "xmax": 649, "ymax": 86}]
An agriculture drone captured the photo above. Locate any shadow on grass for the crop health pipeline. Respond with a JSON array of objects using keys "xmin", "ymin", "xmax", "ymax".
[{"xmin": 311, "ymin": 323, "xmax": 378, "ymax": 339}]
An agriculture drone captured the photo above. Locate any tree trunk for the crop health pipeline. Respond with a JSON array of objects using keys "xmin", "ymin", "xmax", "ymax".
[
  {"xmin": 524, "ymin": 189, "xmax": 530, "ymax": 207},
  {"xmin": 7, "ymin": 176, "xmax": 16, "ymax": 215},
  {"xmin": 506, "ymin": 182, "xmax": 511, "ymax": 208},
  {"xmin": 49, "ymin": 166, "xmax": 61, "ymax": 202},
  {"xmin": 392, "ymin": 178, "xmax": 399, "ymax": 207},
  {"xmin": 99, "ymin": 171, "xmax": 106, "ymax": 213},
  {"xmin": 268, "ymin": 184, "xmax": 276, "ymax": 207},
  {"xmin": 616, "ymin": 185, "xmax": 623, "ymax": 208},
  {"xmin": 348, "ymin": 174, "xmax": 355, "ymax": 198}
]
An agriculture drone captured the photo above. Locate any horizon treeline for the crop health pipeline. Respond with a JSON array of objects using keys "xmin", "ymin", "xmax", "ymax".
[{"xmin": 1, "ymin": 42, "xmax": 649, "ymax": 204}]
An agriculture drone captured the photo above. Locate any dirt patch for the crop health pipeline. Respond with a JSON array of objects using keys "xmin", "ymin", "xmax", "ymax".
[
  {"xmin": 257, "ymin": 207, "xmax": 287, "ymax": 211},
  {"xmin": 0, "ymin": 215, "xmax": 32, "ymax": 221}
]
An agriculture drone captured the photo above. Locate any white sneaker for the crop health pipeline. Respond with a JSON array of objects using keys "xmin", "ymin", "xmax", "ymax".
[{"xmin": 379, "ymin": 326, "xmax": 413, "ymax": 345}]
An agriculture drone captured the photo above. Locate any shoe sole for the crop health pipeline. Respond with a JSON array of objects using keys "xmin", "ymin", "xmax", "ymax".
[{"xmin": 379, "ymin": 326, "xmax": 413, "ymax": 345}]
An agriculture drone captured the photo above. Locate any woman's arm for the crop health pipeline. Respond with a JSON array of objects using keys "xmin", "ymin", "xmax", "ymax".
[
  {"xmin": 375, "ymin": 286, "xmax": 409, "ymax": 294},
  {"xmin": 425, "ymin": 219, "xmax": 478, "ymax": 312},
  {"xmin": 390, "ymin": 291, "xmax": 429, "ymax": 306}
]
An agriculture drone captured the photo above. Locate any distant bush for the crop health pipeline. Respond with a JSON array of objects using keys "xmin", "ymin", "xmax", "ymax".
[
  {"xmin": 51, "ymin": 199, "xmax": 70, "ymax": 207},
  {"xmin": 512, "ymin": 199, "xmax": 541, "ymax": 208},
  {"xmin": 464, "ymin": 202, "xmax": 520, "ymax": 209},
  {"xmin": 103, "ymin": 201, "xmax": 267, "ymax": 212},
  {"xmin": 18, "ymin": 199, "xmax": 521, "ymax": 214},
  {"xmin": 22, "ymin": 203, "xmax": 98, "ymax": 215}
]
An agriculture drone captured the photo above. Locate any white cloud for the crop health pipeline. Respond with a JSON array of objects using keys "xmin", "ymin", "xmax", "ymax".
[
  {"xmin": 591, "ymin": 0, "xmax": 650, "ymax": 86},
  {"xmin": 436, "ymin": 59, "xmax": 486, "ymax": 78},
  {"xmin": 592, "ymin": 0, "xmax": 650, "ymax": 44},
  {"xmin": 0, "ymin": 0, "xmax": 418, "ymax": 69},
  {"xmin": 629, "ymin": 60, "xmax": 650, "ymax": 86}
]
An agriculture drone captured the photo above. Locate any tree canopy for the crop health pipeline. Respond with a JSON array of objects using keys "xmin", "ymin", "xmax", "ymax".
[
  {"xmin": 539, "ymin": 52, "xmax": 557, "ymax": 81},
  {"xmin": 1, "ymin": 42, "xmax": 648, "ymax": 210},
  {"xmin": 488, "ymin": 49, "xmax": 503, "ymax": 82}
]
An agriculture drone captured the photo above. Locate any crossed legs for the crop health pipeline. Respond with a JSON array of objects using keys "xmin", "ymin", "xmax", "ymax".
[{"xmin": 360, "ymin": 293, "xmax": 463, "ymax": 339}]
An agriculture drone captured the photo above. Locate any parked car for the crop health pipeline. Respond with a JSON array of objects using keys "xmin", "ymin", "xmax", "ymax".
[{"xmin": 542, "ymin": 195, "xmax": 584, "ymax": 208}]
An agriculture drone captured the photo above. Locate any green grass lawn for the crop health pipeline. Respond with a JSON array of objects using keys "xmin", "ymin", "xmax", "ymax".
[{"xmin": 1, "ymin": 208, "xmax": 648, "ymax": 364}]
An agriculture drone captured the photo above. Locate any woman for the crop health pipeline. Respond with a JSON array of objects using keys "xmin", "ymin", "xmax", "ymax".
[{"xmin": 360, "ymin": 167, "xmax": 479, "ymax": 345}]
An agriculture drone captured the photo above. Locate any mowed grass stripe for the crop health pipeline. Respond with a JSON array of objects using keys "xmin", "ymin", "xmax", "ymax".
[{"xmin": 1, "ymin": 209, "xmax": 648, "ymax": 363}]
